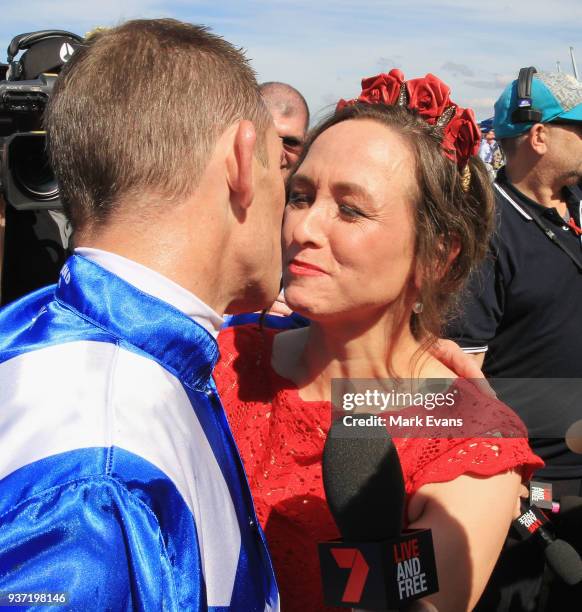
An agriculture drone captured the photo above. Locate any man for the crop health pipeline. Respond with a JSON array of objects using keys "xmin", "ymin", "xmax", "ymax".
[
  {"xmin": 0, "ymin": 20, "xmax": 284, "ymax": 610},
  {"xmin": 478, "ymin": 128, "xmax": 498, "ymax": 164},
  {"xmin": 478, "ymin": 129, "xmax": 504, "ymax": 180},
  {"xmin": 447, "ymin": 69, "xmax": 582, "ymax": 610},
  {"xmin": 252, "ymin": 81, "xmax": 309, "ymax": 316},
  {"xmin": 260, "ymin": 81, "xmax": 309, "ymax": 176}
]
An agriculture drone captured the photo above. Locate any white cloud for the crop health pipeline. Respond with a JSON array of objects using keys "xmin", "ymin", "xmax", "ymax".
[
  {"xmin": 469, "ymin": 97, "xmax": 497, "ymax": 107},
  {"xmin": 1, "ymin": 0, "xmax": 580, "ymax": 122}
]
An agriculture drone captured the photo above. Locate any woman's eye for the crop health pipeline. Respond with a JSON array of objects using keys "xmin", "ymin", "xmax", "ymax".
[
  {"xmin": 287, "ymin": 192, "xmax": 310, "ymax": 207},
  {"xmin": 338, "ymin": 204, "xmax": 365, "ymax": 220}
]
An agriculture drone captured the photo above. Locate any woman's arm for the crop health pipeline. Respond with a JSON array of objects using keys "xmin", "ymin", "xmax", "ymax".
[{"xmin": 407, "ymin": 470, "xmax": 522, "ymax": 612}]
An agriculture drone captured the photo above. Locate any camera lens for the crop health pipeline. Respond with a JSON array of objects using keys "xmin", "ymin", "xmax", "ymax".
[{"xmin": 9, "ymin": 134, "xmax": 59, "ymax": 201}]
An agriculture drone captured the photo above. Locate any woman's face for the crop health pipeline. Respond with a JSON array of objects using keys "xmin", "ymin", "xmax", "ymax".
[{"xmin": 282, "ymin": 118, "xmax": 419, "ymax": 321}]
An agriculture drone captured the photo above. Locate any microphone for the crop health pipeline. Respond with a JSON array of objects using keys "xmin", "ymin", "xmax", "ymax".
[
  {"xmin": 551, "ymin": 495, "xmax": 582, "ymax": 515},
  {"xmin": 322, "ymin": 412, "xmax": 405, "ymax": 542},
  {"xmin": 547, "ymin": 495, "xmax": 582, "ymax": 559},
  {"xmin": 513, "ymin": 501, "xmax": 582, "ymax": 586},
  {"xmin": 318, "ymin": 416, "xmax": 438, "ymax": 610}
]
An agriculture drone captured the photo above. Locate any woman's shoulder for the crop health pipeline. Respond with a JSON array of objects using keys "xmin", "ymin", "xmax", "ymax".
[
  {"xmin": 451, "ymin": 378, "xmax": 529, "ymax": 436},
  {"xmin": 397, "ymin": 379, "xmax": 544, "ymax": 495}
]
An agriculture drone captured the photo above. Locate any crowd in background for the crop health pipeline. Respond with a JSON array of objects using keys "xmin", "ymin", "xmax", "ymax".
[{"xmin": 1, "ymin": 20, "xmax": 582, "ymax": 612}]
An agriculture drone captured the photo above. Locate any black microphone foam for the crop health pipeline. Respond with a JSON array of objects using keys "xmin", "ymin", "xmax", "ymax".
[
  {"xmin": 544, "ymin": 539, "xmax": 582, "ymax": 586},
  {"xmin": 322, "ymin": 415, "xmax": 405, "ymax": 542}
]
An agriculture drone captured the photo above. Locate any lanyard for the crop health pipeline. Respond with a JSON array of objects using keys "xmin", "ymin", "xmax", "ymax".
[
  {"xmin": 494, "ymin": 183, "xmax": 582, "ymax": 272},
  {"xmin": 567, "ymin": 216, "xmax": 582, "ymax": 236}
]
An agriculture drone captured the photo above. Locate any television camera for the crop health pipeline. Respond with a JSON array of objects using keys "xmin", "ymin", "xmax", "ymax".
[{"xmin": 0, "ymin": 30, "xmax": 83, "ymax": 210}]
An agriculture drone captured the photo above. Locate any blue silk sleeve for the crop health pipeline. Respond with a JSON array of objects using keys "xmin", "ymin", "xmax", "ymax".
[{"xmin": 0, "ymin": 476, "xmax": 178, "ymax": 611}]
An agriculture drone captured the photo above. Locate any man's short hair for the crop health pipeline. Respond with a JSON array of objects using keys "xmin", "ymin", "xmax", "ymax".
[
  {"xmin": 259, "ymin": 81, "xmax": 310, "ymax": 128},
  {"xmin": 46, "ymin": 19, "xmax": 272, "ymax": 231}
]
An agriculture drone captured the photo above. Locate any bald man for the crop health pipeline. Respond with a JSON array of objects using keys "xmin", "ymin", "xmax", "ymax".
[{"xmin": 260, "ymin": 81, "xmax": 309, "ymax": 176}]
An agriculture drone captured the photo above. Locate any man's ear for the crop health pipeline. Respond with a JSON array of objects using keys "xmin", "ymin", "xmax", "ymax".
[
  {"xmin": 226, "ymin": 120, "xmax": 257, "ymax": 210},
  {"xmin": 528, "ymin": 123, "xmax": 548, "ymax": 155}
]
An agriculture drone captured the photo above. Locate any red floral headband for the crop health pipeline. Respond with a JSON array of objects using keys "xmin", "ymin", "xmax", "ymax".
[{"xmin": 336, "ymin": 69, "xmax": 481, "ymax": 174}]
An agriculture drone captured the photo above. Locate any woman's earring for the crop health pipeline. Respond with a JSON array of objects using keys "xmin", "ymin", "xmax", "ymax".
[{"xmin": 413, "ymin": 302, "xmax": 424, "ymax": 314}]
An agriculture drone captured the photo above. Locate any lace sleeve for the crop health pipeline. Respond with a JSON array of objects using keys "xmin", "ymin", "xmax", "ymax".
[
  {"xmin": 402, "ymin": 437, "xmax": 543, "ymax": 496},
  {"xmin": 398, "ymin": 379, "xmax": 544, "ymax": 496}
]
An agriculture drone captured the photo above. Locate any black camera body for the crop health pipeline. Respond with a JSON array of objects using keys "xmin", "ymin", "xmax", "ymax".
[
  {"xmin": 0, "ymin": 30, "xmax": 83, "ymax": 211},
  {"xmin": 0, "ymin": 73, "xmax": 59, "ymax": 210}
]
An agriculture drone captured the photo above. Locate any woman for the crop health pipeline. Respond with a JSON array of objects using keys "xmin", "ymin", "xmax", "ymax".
[{"xmin": 216, "ymin": 70, "xmax": 542, "ymax": 611}]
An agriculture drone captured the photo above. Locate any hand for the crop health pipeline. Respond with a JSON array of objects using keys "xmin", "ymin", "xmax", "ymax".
[{"xmin": 429, "ymin": 339, "xmax": 496, "ymax": 398}]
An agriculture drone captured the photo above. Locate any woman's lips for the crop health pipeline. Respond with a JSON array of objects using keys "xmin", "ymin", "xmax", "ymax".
[{"xmin": 287, "ymin": 259, "xmax": 327, "ymax": 276}]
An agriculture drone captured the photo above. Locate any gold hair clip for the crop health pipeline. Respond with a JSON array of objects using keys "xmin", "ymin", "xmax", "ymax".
[
  {"xmin": 435, "ymin": 105, "xmax": 457, "ymax": 130},
  {"xmin": 396, "ymin": 82, "xmax": 408, "ymax": 107},
  {"xmin": 460, "ymin": 164, "xmax": 471, "ymax": 192}
]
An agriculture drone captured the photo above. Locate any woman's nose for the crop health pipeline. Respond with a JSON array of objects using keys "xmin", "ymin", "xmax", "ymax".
[{"xmin": 290, "ymin": 202, "xmax": 328, "ymax": 247}]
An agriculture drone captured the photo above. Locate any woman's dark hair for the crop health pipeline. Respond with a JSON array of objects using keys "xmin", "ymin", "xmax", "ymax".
[{"xmin": 292, "ymin": 103, "xmax": 495, "ymax": 348}]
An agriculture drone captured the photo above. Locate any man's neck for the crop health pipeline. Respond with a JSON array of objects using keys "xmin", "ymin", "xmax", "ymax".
[
  {"xmin": 76, "ymin": 222, "xmax": 229, "ymax": 315},
  {"xmin": 505, "ymin": 165, "xmax": 568, "ymax": 216},
  {"xmin": 75, "ymin": 247, "xmax": 225, "ymax": 336}
]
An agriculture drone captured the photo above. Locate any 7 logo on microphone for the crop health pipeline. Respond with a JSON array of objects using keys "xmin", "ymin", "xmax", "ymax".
[{"xmin": 319, "ymin": 528, "xmax": 438, "ymax": 609}]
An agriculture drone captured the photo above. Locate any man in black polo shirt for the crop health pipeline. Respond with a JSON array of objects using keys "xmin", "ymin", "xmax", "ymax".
[{"xmin": 447, "ymin": 70, "xmax": 582, "ymax": 610}]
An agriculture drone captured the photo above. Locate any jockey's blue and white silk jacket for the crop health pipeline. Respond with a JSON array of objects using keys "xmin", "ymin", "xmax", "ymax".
[{"xmin": 0, "ymin": 255, "xmax": 279, "ymax": 611}]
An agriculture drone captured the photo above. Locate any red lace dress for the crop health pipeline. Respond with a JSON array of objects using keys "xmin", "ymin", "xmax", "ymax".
[{"xmin": 215, "ymin": 325, "xmax": 543, "ymax": 612}]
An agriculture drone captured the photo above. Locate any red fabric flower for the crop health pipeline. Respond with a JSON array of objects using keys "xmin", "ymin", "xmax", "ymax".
[
  {"xmin": 442, "ymin": 107, "xmax": 481, "ymax": 168},
  {"xmin": 334, "ymin": 69, "xmax": 480, "ymax": 170},
  {"xmin": 335, "ymin": 98, "xmax": 356, "ymax": 111},
  {"xmin": 357, "ymin": 68, "xmax": 404, "ymax": 105},
  {"xmin": 406, "ymin": 73, "xmax": 451, "ymax": 125}
]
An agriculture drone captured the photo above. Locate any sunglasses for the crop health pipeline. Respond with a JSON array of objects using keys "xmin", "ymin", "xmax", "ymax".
[
  {"xmin": 549, "ymin": 119, "xmax": 582, "ymax": 130},
  {"xmin": 282, "ymin": 136, "xmax": 303, "ymax": 152}
]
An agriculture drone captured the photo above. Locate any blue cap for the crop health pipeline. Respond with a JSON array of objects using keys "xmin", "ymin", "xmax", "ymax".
[{"xmin": 494, "ymin": 71, "xmax": 582, "ymax": 139}]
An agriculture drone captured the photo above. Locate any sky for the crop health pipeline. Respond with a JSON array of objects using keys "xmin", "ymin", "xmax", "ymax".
[{"xmin": 1, "ymin": 0, "xmax": 581, "ymax": 122}]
